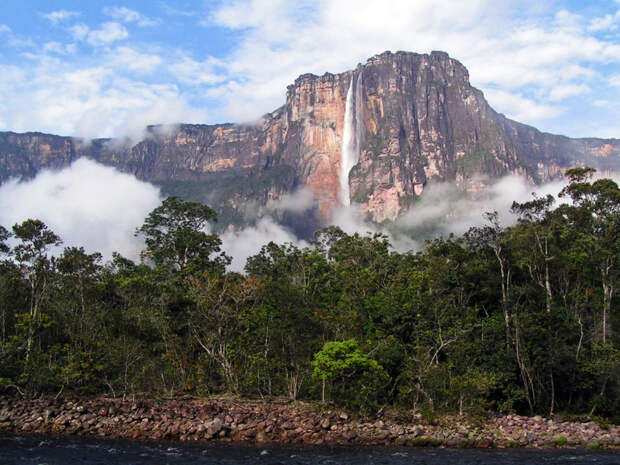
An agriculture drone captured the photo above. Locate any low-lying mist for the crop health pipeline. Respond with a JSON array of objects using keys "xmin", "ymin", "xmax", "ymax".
[
  {"xmin": 0, "ymin": 159, "xmax": 162, "ymax": 259},
  {"xmin": 1, "ymin": 159, "xmax": 609, "ymax": 272}
]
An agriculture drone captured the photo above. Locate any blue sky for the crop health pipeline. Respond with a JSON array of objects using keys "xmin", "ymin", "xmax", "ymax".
[{"xmin": 0, "ymin": 0, "xmax": 618, "ymax": 139}]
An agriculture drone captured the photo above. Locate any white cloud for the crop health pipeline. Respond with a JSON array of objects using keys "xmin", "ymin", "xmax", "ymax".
[
  {"xmin": 1, "ymin": 0, "xmax": 619, "ymax": 139},
  {"xmin": 593, "ymin": 99, "xmax": 611, "ymax": 107},
  {"xmin": 86, "ymin": 22, "xmax": 129, "ymax": 46},
  {"xmin": 588, "ymin": 8, "xmax": 620, "ymax": 32},
  {"xmin": 396, "ymin": 175, "xmax": 571, "ymax": 237},
  {"xmin": 220, "ymin": 216, "xmax": 308, "ymax": 272},
  {"xmin": 43, "ymin": 42, "xmax": 77, "ymax": 55},
  {"xmin": 41, "ymin": 10, "xmax": 81, "ymax": 24},
  {"xmin": 69, "ymin": 23, "xmax": 90, "ymax": 41},
  {"xmin": 103, "ymin": 6, "xmax": 160, "ymax": 27},
  {"xmin": 119, "ymin": 96, "xmax": 208, "ymax": 142},
  {"xmin": 589, "ymin": 14, "xmax": 616, "ymax": 32},
  {"xmin": 0, "ymin": 59, "xmax": 208, "ymax": 139},
  {"xmin": 548, "ymin": 83, "xmax": 591, "ymax": 101},
  {"xmin": 0, "ymin": 25, "xmax": 36, "ymax": 49},
  {"xmin": 0, "ymin": 159, "xmax": 162, "ymax": 260},
  {"xmin": 199, "ymin": 0, "xmax": 620, "ymax": 132},
  {"xmin": 610, "ymin": 74, "xmax": 620, "ymax": 87},
  {"xmin": 0, "ymin": 65, "xmax": 25, "ymax": 92},
  {"xmin": 110, "ymin": 46, "xmax": 162, "ymax": 73},
  {"xmin": 484, "ymin": 89, "xmax": 564, "ymax": 122},
  {"xmin": 266, "ymin": 187, "xmax": 316, "ymax": 213},
  {"xmin": 554, "ymin": 9, "xmax": 582, "ymax": 30},
  {"xmin": 7, "ymin": 37, "xmax": 36, "ymax": 49},
  {"xmin": 169, "ymin": 57, "xmax": 226, "ymax": 85},
  {"xmin": 159, "ymin": 2, "xmax": 196, "ymax": 17},
  {"xmin": 318, "ymin": 172, "xmax": 620, "ymax": 257}
]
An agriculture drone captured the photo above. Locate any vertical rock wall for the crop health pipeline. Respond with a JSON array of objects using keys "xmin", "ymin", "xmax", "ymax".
[{"xmin": 0, "ymin": 51, "xmax": 618, "ymax": 225}]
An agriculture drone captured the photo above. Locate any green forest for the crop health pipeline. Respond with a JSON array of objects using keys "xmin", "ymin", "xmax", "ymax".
[{"xmin": 0, "ymin": 168, "xmax": 618, "ymax": 421}]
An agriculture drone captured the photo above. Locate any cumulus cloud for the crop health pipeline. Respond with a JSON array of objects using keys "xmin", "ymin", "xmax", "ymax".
[
  {"xmin": 69, "ymin": 23, "xmax": 90, "ymax": 41},
  {"xmin": 68, "ymin": 22, "xmax": 130, "ymax": 45},
  {"xmin": 548, "ymin": 83, "xmax": 591, "ymax": 101},
  {"xmin": 169, "ymin": 56, "xmax": 227, "ymax": 85},
  {"xmin": 199, "ymin": 0, "xmax": 620, "ymax": 134},
  {"xmin": 1, "ymin": 0, "xmax": 619, "ymax": 140},
  {"xmin": 109, "ymin": 46, "xmax": 163, "ymax": 73},
  {"xmin": 118, "ymin": 97, "xmax": 208, "ymax": 143},
  {"xmin": 0, "ymin": 58, "xmax": 208, "ymax": 140},
  {"xmin": 159, "ymin": 3, "xmax": 197, "ymax": 17},
  {"xmin": 41, "ymin": 10, "xmax": 80, "ymax": 24},
  {"xmin": 588, "ymin": 8, "xmax": 620, "ymax": 32},
  {"xmin": 0, "ymin": 159, "xmax": 162, "ymax": 260},
  {"xmin": 86, "ymin": 22, "xmax": 129, "ymax": 46},
  {"xmin": 103, "ymin": 6, "xmax": 160, "ymax": 27},
  {"xmin": 484, "ymin": 89, "xmax": 564, "ymax": 122},
  {"xmin": 42, "ymin": 41, "xmax": 77, "ymax": 55}
]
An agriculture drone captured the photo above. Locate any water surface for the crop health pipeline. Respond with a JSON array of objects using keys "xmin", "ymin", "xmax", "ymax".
[{"xmin": 1, "ymin": 434, "xmax": 618, "ymax": 465}]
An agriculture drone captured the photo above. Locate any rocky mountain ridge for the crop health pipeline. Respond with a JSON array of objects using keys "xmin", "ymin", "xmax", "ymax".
[{"xmin": 1, "ymin": 50, "xmax": 618, "ymax": 227}]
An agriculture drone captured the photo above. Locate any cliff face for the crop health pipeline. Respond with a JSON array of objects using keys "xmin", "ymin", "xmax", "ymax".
[{"xmin": 1, "ymin": 50, "xmax": 618, "ymax": 226}]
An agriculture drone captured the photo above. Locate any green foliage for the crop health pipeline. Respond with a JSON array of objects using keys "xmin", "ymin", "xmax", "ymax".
[
  {"xmin": 450, "ymin": 367, "xmax": 498, "ymax": 417},
  {"xmin": 0, "ymin": 169, "xmax": 617, "ymax": 423},
  {"xmin": 136, "ymin": 196, "xmax": 229, "ymax": 274},
  {"xmin": 0, "ymin": 225, "xmax": 10, "ymax": 255},
  {"xmin": 312, "ymin": 339, "xmax": 389, "ymax": 413}
]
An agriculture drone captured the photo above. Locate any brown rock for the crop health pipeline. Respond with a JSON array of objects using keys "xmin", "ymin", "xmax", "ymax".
[
  {"xmin": 2, "ymin": 51, "xmax": 616, "ymax": 227},
  {"xmin": 255, "ymin": 430, "xmax": 268, "ymax": 443},
  {"xmin": 476, "ymin": 439, "xmax": 492, "ymax": 448},
  {"xmin": 206, "ymin": 417, "xmax": 223, "ymax": 436}
]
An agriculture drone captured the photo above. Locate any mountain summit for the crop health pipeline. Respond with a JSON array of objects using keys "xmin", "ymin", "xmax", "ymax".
[{"xmin": 1, "ymin": 51, "xmax": 618, "ymax": 228}]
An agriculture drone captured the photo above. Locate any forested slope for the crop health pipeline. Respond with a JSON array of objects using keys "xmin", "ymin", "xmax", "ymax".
[{"xmin": 0, "ymin": 168, "xmax": 617, "ymax": 420}]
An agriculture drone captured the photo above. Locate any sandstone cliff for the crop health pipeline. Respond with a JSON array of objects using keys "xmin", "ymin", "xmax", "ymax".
[{"xmin": 1, "ymin": 51, "xmax": 618, "ymax": 227}]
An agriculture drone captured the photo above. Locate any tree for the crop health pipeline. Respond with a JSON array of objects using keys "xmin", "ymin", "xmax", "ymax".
[
  {"xmin": 57, "ymin": 247, "xmax": 103, "ymax": 333},
  {"xmin": 245, "ymin": 242, "xmax": 327, "ymax": 399},
  {"xmin": 136, "ymin": 197, "xmax": 230, "ymax": 275},
  {"xmin": 559, "ymin": 168, "xmax": 619, "ymax": 344},
  {"xmin": 0, "ymin": 225, "xmax": 10, "ymax": 255},
  {"xmin": 466, "ymin": 212, "xmax": 512, "ymax": 346},
  {"xmin": 11, "ymin": 220, "xmax": 61, "ymax": 362},
  {"xmin": 511, "ymin": 194, "xmax": 557, "ymax": 314},
  {"xmin": 312, "ymin": 339, "xmax": 388, "ymax": 413},
  {"xmin": 188, "ymin": 272, "xmax": 257, "ymax": 394}
]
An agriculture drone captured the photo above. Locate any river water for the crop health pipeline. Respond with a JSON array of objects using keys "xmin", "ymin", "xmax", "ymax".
[{"xmin": 1, "ymin": 434, "xmax": 618, "ymax": 465}]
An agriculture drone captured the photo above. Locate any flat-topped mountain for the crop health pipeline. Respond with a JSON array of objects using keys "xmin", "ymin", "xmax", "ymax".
[{"xmin": 1, "ymin": 51, "xmax": 618, "ymax": 228}]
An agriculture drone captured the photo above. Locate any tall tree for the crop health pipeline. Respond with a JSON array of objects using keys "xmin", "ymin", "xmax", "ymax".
[
  {"xmin": 11, "ymin": 220, "xmax": 61, "ymax": 362},
  {"xmin": 559, "ymin": 168, "xmax": 619, "ymax": 344},
  {"xmin": 136, "ymin": 196, "xmax": 230, "ymax": 275},
  {"xmin": 511, "ymin": 194, "xmax": 557, "ymax": 314}
]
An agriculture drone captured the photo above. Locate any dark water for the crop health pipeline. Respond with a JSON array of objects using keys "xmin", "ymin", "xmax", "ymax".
[{"xmin": 1, "ymin": 434, "xmax": 618, "ymax": 465}]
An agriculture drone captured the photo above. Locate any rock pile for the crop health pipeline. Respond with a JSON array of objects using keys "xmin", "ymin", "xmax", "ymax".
[{"xmin": 0, "ymin": 397, "xmax": 618, "ymax": 449}]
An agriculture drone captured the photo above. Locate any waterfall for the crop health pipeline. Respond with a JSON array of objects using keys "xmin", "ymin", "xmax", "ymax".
[{"xmin": 339, "ymin": 72, "xmax": 363, "ymax": 206}]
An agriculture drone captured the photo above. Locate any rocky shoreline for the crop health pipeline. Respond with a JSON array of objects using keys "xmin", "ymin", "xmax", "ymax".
[{"xmin": 0, "ymin": 397, "xmax": 618, "ymax": 449}]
